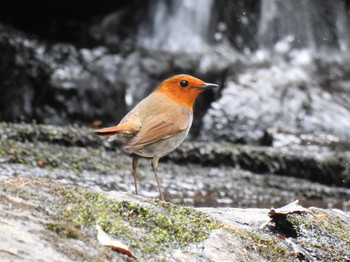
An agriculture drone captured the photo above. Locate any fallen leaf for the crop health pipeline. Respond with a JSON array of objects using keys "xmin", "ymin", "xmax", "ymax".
[
  {"xmin": 96, "ymin": 225, "xmax": 137, "ymax": 260},
  {"xmin": 268, "ymin": 200, "xmax": 309, "ymax": 217},
  {"xmin": 260, "ymin": 200, "xmax": 308, "ymax": 229},
  {"xmin": 37, "ymin": 160, "xmax": 46, "ymax": 167},
  {"xmin": 277, "ymin": 234, "xmax": 286, "ymax": 240},
  {"xmin": 290, "ymin": 251, "xmax": 300, "ymax": 257}
]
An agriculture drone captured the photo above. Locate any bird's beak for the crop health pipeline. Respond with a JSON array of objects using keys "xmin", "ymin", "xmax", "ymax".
[{"xmin": 195, "ymin": 82, "xmax": 218, "ymax": 90}]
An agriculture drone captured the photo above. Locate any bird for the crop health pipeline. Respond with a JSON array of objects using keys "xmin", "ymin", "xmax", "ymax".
[{"xmin": 95, "ymin": 74, "xmax": 218, "ymax": 201}]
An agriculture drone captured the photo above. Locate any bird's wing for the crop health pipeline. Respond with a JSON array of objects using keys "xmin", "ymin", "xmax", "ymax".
[{"xmin": 125, "ymin": 108, "xmax": 191, "ymax": 147}]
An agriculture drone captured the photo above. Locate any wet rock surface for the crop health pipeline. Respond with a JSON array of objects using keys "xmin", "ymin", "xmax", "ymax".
[
  {"xmin": 171, "ymin": 139, "xmax": 350, "ymax": 189},
  {"xmin": 1, "ymin": 176, "xmax": 349, "ymax": 261},
  {"xmin": 1, "ymin": 122, "xmax": 349, "ymax": 211},
  {"xmin": 1, "ymin": 123, "xmax": 349, "ymax": 260}
]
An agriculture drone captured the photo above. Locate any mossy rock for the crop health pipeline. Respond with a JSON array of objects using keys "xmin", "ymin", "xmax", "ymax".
[{"xmin": 0, "ymin": 176, "xmax": 219, "ymax": 260}]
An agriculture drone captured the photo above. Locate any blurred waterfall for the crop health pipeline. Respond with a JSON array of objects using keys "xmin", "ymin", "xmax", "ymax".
[
  {"xmin": 257, "ymin": 0, "xmax": 350, "ymax": 51},
  {"xmin": 137, "ymin": 0, "xmax": 214, "ymax": 52},
  {"xmin": 136, "ymin": 0, "xmax": 350, "ymax": 53}
]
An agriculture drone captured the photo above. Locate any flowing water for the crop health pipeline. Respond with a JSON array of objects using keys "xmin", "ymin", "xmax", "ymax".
[{"xmin": 138, "ymin": 0, "xmax": 215, "ymax": 52}]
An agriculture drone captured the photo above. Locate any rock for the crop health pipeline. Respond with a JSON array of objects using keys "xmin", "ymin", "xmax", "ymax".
[
  {"xmin": 1, "ymin": 122, "xmax": 349, "ymax": 210},
  {"xmin": 170, "ymin": 140, "xmax": 350, "ymax": 188},
  {"xmin": 0, "ymin": 182, "xmax": 70, "ymax": 261},
  {"xmin": 201, "ymin": 50, "xmax": 350, "ymax": 143},
  {"xmin": 203, "ymin": 229, "xmax": 262, "ymax": 261},
  {"xmin": 0, "ymin": 26, "xmax": 127, "ymax": 125},
  {"xmin": 0, "ymin": 177, "xmax": 219, "ymax": 261},
  {"xmin": 0, "ymin": 122, "xmax": 349, "ymax": 260},
  {"xmin": 1, "ymin": 176, "xmax": 349, "ymax": 261},
  {"xmin": 201, "ymin": 204, "xmax": 350, "ymax": 261}
]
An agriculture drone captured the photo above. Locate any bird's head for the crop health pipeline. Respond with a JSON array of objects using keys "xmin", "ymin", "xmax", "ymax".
[{"xmin": 154, "ymin": 74, "xmax": 218, "ymax": 110}]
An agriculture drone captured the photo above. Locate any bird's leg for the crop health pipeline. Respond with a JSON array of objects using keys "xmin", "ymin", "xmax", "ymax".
[
  {"xmin": 132, "ymin": 154, "xmax": 139, "ymax": 195},
  {"xmin": 151, "ymin": 157, "xmax": 165, "ymax": 201}
]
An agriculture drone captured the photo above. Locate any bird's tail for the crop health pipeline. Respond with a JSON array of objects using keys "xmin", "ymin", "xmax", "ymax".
[{"xmin": 94, "ymin": 124, "xmax": 131, "ymax": 137}]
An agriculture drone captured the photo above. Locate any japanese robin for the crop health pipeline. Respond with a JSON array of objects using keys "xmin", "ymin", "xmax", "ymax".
[{"xmin": 95, "ymin": 74, "xmax": 218, "ymax": 200}]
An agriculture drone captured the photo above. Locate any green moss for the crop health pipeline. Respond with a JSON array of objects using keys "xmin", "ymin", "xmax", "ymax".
[
  {"xmin": 5, "ymin": 178, "xmax": 214, "ymax": 256},
  {"xmin": 287, "ymin": 210, "xmax": 350, "ymax": 261},
  {"xmin": 223, "ymin": 226, "xmax": 292, "ymax": 261},
  {"xmin": 53, "ymin": 186, "xmax": 219, "ymax": 255},
  {"xmin": 0, "ymin": 136, "xmax": 117, "ymax": 174},
  {"xmin": 323, "ymin": 156, "xmax": 338, "ymax": 165},
  {"xmin": 226, "ymin": 209, "xmax": 350, "ymax": 261},
  {"xmin": 220, "ymin": 140, "xmax": 235, "ymax": 148},
  {"xmin": 259, "ymin": 155, "xmax": 270, "ymax": 165},
  {"xmin": 45, "ymin": 222, "xmax": 81, "ymax": 239},
  {"xmin": 0, "ymin": 148, "xmax": 5, "ymax": 156},
  {"xmin": 0, "ymin": 123, "xmax": 95, "ymax": 173}
]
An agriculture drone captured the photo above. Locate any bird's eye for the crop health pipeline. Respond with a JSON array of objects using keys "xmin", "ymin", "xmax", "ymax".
[{"xmin": 180, "ymin": 80, "xmax": 188, "ymax": 88}]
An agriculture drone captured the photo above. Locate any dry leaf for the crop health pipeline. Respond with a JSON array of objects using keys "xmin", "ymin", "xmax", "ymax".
[
  {"xmin": 96, "ymin": 225, "xmax": 137, "ymax": 260},
  {"xmin": 261, "ymin": 200, "xmax": 308, "ymax": 229},
  {"xmin": 37, "ymin": 160, "xmax": 46, "ymax": 167},
  {"xmin": 290, "ymin": 251, "xmax": 300, "ymax": 257},
  {"xmin": 268, "ymin": 200, "xmax": 309, "ymax": 217}
]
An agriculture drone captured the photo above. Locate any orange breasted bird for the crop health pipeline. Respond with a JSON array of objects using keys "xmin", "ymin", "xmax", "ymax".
[{"xmin": 95, "ymin": 74, "xmax": 218, "ymax": 200}]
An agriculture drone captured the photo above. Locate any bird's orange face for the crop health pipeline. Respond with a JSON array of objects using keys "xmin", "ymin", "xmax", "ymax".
[{"xmin": 154, "ymin": 74, "xmax": 217, "ymax": 110}]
